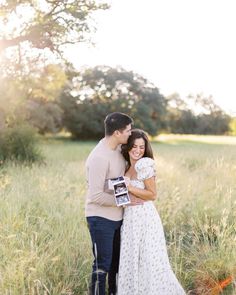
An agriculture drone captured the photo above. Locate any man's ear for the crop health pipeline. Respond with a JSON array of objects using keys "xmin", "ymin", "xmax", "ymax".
[{"xmin": 114, "ymin": 130, "xmax": 120, "ymax": 136}]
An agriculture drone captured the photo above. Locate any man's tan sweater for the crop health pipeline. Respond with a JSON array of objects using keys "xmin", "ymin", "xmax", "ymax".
[{"xmin": 85, "ymin": 138, "xmax": 126, "ymax": 221}]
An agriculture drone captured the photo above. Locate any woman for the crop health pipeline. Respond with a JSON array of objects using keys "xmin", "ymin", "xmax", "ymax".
[{"xmin": 117, "ymin": 129, "xmax": 185, "ymax": 295}]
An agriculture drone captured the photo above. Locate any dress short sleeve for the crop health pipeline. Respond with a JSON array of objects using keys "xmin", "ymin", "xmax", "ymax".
[{"xmin": 135, "ymin": 157, "xmax": 156, "ymax": 181}]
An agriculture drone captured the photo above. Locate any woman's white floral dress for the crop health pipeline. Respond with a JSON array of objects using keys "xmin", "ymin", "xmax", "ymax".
[{"xmin": 117, "ymin": 157, "xmax": 185, "ymax": 295}]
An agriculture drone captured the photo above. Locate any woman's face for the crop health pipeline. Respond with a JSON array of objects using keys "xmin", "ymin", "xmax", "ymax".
[{"xmin": 128, "ymin": 137, "xmax": 145, "ymax": 161}]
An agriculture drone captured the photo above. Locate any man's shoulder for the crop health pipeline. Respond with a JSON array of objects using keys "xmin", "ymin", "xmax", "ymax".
[
  {"xmin": 86, "ymin": 144, "xmax": 109, "ymax": 166},
  {"xmin": 87, "ymin": 151, "xmax": 108, "ymax": 162}
]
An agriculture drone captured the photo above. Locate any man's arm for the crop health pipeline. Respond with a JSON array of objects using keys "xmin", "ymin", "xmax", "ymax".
[{"xmin": 87, "ymin": 156, "xmax": 117, "ymax": 207}]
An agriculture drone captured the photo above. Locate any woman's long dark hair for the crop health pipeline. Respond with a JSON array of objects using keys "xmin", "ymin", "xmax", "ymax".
[{"xmin": 121, "ymin": 129, "xmax": 154, "ymax": 170}]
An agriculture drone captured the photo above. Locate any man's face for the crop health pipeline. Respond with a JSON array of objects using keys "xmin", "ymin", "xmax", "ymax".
[{"xmin": 117, "ymin": 124, "xmax": 132, "ymax": 144}]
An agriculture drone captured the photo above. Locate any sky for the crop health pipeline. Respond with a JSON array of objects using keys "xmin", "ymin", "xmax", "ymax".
[{"xmin": 65, "ymin": 0, "xmax": 236, "ymax": 115}]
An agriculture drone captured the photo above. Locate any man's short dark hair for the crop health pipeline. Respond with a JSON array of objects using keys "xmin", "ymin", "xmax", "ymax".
[{"xmin": 104, "ymin": 112, "xmax": 133, "ymax": 136}]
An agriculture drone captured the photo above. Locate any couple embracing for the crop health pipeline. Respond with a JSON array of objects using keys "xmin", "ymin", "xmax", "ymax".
[{"xmin": 85, "ymin": 112, "xmax": 185, "ymax": 295}]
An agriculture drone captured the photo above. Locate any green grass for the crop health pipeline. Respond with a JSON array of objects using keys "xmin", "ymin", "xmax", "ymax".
[{"xmin": 0, "ymin": 135, "xmax": 236, "ymax": 294}]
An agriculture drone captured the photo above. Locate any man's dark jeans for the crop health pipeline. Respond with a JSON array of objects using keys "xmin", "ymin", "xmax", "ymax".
[{"xmin": 87, "ymin": 216, "xmax": 122, "ymax": 295}]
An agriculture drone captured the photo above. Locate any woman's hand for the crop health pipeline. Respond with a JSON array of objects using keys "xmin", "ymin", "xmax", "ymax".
[
  {"xmin": 124, "ymin": 176, "xmax": 130, "ymax": 187},
  {"xmin": 126, "ymin": 177, "xmax": 157, "ymax": 201},
  {"xmin": 127, "ymin": 193, "xmax": 144, "ymax": 206}
]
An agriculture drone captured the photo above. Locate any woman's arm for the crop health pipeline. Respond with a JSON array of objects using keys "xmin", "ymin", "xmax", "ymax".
[{"xmin": 128, "ymin": 177, "xmax": 157, "ymax": 201}]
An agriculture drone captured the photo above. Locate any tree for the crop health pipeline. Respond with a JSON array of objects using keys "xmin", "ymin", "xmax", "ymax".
[
  {"xmin": 166, "ymin": 93, "xmax": 196, "ymax": 134},
  {"xmin": 0, "ymin": 1, "xmax": 109, "ymax": 134},
  {"xmin": 187, "ymin": 93, "xmax": 222, "ymax": 115},
  {"xmin": 195, "ymin": 112, "xmax": 230, "ymax": 135},
  {"xmin": 0, "ymin": 0, "xmax": 108, "ymax": 55},
  {"xmin": 166, "ymin": 93, "xmax": 230, "ymax": 134},
  {"xmin": 0, "ymin": 63, "xmax": 67, "ymax": 133},
  {"xmin": 187, "ymin": 94, "xmax": 230, "ymax": 134},
  {"xmin": 22, "ymin": 64, "xmax": 66, "ymax": 134},
  {"xmin": 0, "ymin": 74, "xmax": 29, "ymax": 124},
  {"xmin": 26, "ymin": 99, "xmax": 64, "ymax": 134},
  {"xmin": 60, "ymin": 66, "xmax": 167, "ymax": 139},
  {"xmin": 25, "ymin": 64, "xmax": 67, "ymax": 102}
]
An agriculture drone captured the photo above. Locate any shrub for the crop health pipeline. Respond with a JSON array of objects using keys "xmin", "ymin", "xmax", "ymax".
[
  {"xmin": 229, "ymin": 117, "xmax": 236, "ymax": 135},
  {"xmin": 26, "ymin": 100, "xmax": 63, "ymax": 135},
  {"xmin": 0, "ymin": 124, "xmax": 43, "ymax": 164}
]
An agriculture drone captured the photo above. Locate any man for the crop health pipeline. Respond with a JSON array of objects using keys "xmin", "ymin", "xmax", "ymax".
[{"xmin": 85, "ymin": 112, "xmax": 133, "ymax": 295}]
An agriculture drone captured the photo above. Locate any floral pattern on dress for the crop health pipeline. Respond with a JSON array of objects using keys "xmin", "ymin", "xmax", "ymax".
[{"xmin": 117, "ymin": 157, "xmax": 186, "ymax": 295}]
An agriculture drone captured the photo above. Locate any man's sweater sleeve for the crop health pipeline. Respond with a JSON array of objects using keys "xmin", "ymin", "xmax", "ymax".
[{"xmin": 87, "ymin": 155, "xmax": 117, "ymax": 206}]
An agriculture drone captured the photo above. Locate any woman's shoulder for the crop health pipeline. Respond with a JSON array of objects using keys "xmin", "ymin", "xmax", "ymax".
[
  {"xmin": 135, "ymin": 157, "xmax": 155, "ymax": 171},
  {"xmin": 135, "ymin": 157, "xmax": 156, "ymax": 181}
]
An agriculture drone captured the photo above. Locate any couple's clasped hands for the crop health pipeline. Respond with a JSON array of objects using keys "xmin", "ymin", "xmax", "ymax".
[{"xmin": 124, "ymin": 176, "xmax": 144, "ymax": 206}]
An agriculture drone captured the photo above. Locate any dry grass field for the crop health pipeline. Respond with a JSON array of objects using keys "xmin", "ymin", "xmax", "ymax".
[{"xmin": 1, "ymin": 135, "xmax": 236, "ymax": 294}]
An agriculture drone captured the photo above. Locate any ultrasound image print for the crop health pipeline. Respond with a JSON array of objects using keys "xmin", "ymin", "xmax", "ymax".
[
  {"xmin": 115, "ymin": 193, "xmax": 130, "ymax": 206},
  {"xmin": 114, "ymin": 182, "xmax": 127, "ymax": 195},
  {"xmin": 108, "ymin": 176, "xmax": 131, "ymax": 206}
]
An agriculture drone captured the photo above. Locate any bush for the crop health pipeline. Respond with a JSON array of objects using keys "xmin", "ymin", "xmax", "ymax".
[
  {"xmin": 229, "ymin": 117, "xmax": 236, "ymax": 135},
  {"xmin": 26, "ymin": 100, "xmax": 63, "ymax": 135},
  {"xmin": 0, "ymin": 124, "xmax": 43, "ymax": 164}
]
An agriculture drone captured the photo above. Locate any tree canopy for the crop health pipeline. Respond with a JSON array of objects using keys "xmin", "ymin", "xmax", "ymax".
[
  {"xmin": 0, "ymin": 0, "xmax": 108, "ymax": 55},
  {"xmin": 0, "ymin": 0, "xmax": 109, "ymax": 132},
  {"xmin": 60, "ymin": 65, "xmax": 167, "ymax": 139}
]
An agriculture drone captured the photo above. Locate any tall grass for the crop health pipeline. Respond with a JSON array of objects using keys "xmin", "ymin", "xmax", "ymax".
[{"xmin": 0, "ymin": 136, "xmax": 236, "ymax": 294}]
